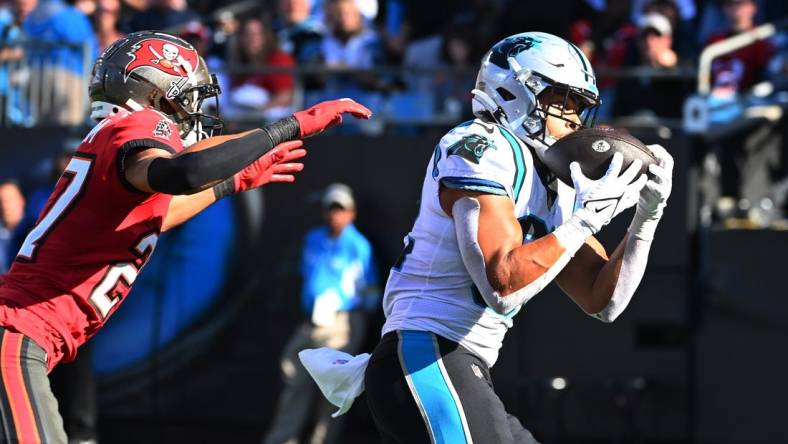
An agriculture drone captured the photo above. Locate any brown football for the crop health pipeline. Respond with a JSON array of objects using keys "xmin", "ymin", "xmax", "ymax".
[{"xmin": 541, "ymin": 127, "xmax": 657, "ymax": 186}]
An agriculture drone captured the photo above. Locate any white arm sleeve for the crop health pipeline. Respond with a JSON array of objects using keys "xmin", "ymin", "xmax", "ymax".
[
  {"xmin": 453, "ymin": 197, "xmax": 590, "ymax": 315},
  {"xmin": 590, "ymin": 143, "xmax": 671, "ymax": 322},
  {"xmin": 591, "ymin": 234, "xmax": 653, "ymax": 323}
]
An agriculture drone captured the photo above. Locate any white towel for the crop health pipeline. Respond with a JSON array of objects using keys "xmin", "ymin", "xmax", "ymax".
[{"xmin": 298, "ymin": 348, "xmax": 371, "ymax": 417}]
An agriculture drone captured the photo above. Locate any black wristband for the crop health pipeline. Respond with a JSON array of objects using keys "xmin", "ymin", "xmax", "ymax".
[
  {"xmin": 262, "ymin": 116, "xmax": 300, "ymax": 146},
  {"xmin": 212, "ymin": 177, "xmax": 235, "ymax": 200}
]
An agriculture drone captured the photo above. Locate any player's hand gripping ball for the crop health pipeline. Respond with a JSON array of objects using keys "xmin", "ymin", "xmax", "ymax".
[{"xmin": 542, "ymin": 127, "xmax": 658, "ymax": 186}]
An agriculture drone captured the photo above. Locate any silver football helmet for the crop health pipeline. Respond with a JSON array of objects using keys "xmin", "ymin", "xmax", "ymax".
[
  {"xmin": 89, "ymin": 31, "xmax": 222, "ymax": 146},
  {"xmin": 472, "ymin": 32, "xmax": 600, "ymax": 161}
]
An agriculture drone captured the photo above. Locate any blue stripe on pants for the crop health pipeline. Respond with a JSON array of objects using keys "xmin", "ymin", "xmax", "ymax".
[{"xmin": 398, "ymin": 331, "xmax": 469, "ymax": 444}]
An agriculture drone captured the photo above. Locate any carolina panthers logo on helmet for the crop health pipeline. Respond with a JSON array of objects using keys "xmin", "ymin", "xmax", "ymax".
[
  {"xmin": 447, "ymin": 134, "xmax": 496, "ymax": 164},
  {"xmin": 489, "ymin": 35, "xmax": 543, "ymax": 69},
  {"xmin": 124, "ymin": 38, "xmax": 198, "ymax": 82}
]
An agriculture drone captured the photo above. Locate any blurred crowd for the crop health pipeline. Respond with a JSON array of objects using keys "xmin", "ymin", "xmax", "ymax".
[
  {"xmin": 0, "ymin": 0, "xmax": 787, "ymax": 126},
  {"xmin": 1, "ymin": 0, "xmax": 788, "ymax": 230},
  {"xmin": 0, "ymin": 3, "xmax": 787, "ymax": 441}
]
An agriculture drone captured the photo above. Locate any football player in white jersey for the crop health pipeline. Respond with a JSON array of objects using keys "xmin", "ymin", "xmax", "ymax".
[{"xmin": 359, "ymin": 32, "xmax": 674, "ymax": 443}]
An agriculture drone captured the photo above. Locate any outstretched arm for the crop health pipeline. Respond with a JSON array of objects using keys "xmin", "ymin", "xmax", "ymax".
[
  {"xmin": 160, "ymin": 140, "xmax": 306, "ymax": 232},
  {"xmin": 121, "ymin": 98, "xmax": 371, "ymax": 230},
  {"xmin": 124, "ymin": 127, "xmax": 279, "ymax": 195},
  {"xmin": 123, "ymin": 99, "xmax": 372, "ymax": 195}
]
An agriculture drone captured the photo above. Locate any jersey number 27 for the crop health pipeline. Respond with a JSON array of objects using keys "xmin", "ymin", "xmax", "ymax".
[{"xmin": 16, "ymin": 155, "xmax": 159, "ymax": 319}]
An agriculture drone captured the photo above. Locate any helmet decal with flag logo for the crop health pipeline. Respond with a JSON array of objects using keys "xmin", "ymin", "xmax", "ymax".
[
  {"xmin": 124, "ymin": 38, "xmax": 199, "ymax": 83},
  {"xmin": 90, "ymin": 31, "xmax": 222, "ymax": 146}
]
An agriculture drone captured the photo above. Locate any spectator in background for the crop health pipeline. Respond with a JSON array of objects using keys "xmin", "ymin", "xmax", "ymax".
[
  {"xmin": 226, "ymin": 16, "xmax": 295, "ymax": 120},
  {"xmin": 93, "ymin": 0, "xmax": 123, "ymax": 51},
  {"xmin": 21, "ymin": 0, "xmax": 97, "ymax": 125},
  {"xmin": 72, "ymin": 0, "xmax": 93, "ymax": 15},
  {"xmin": 637, "ymin": 12, "xmax": 678, "ymax": 69},
  {"xmin": 0, "ymin": 0, "xmax": 31, "ymax": 53},
  {"xmin": 632, "ymin": 0, "xmax": 697, "ymax": 58},
  {"xmin": 702, "ymin": 0, "xmax": 779, "ymax": 223},
  {"xmin": 612, "ymin": 11, "xmax": 690, "ymax": 118},
  {"xmin": 637, "ymin": 0, "xmax": 701, "ymax": 61},
  {"xmin": 642, "ymin": 0, "xmax": 682, "ymax": 42},
  {"xmin": 588, "ymin": 0, "xmax": 687, "ymax": 120},
  {"xmin": 262, "ymin": 183, "xmax": 379, "ymax": 444},
  {"xmin": 403, "ymin": 20, "xmax": 477, "ymax": 117},
  {"xmin": 23, "ymin": 0, "xmax": 97, "ymax": 73},
  {"xmin": 706, "ymin": 0, "xmax": 774, "ymax": 95},
  {"xmin": 322, "ymin": 0, "xmax": 375, "ymax": 68},
  {"xmin": 403, "ymin": 19, "xmax": 478, "ymax": 70},
  {"xmin": 0, "ymin": 0, "xmax": 33, "ymax": 126},
  {"xmin": 380, "ymin": 0, "xmax": 462, "ymax": 66},
  {"xmin": 277, "ymin": 0, "xmax": 324, "ymax": 66},
  {"xmin": 180, "ymin": 20, "xmax": 231, "ymax": 120},
  {"xmin": 571, "ymin": 2, "xmax": 638, "ymax": 121},
  {"xmin": 569, "ymin": 18, "xmax": 595, "ymax": 61},
  {"xmin": 0, "ymin": 180, "xmax": 24, "ymax": 273},
  {"xmin": 125, "ymin": 0, "xmax": 199, "ymax": 33},
  {"xmin": 321, "ymin": 0, "xmax": 391, "ymax": 93}
]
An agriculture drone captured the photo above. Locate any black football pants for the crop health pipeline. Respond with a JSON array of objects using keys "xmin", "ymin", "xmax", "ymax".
[{"xmin": 365, "ymin": 330, "xmax": 539, "ymax": 444}]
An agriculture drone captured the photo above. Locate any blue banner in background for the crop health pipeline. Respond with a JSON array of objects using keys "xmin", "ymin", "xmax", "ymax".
[{"xmin": 91, "ymin": 197, "xmax": 235, "ymax": 375}]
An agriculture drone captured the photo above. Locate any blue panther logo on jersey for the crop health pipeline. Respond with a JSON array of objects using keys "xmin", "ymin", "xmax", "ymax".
[
  {"xmin": 489, "ymin": 35, "xmax": 543, "ymax": 69},
  {"xmin": 446, "ymin": 134, "xmax": 496, "ymax": 164}
]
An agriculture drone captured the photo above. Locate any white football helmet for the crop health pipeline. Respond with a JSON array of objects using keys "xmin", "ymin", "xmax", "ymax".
[{"xmin": 472, "ymin": 32, "xmax": 600, "ymax": 162}]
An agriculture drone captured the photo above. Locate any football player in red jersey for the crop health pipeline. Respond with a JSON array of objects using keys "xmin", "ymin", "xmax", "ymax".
[{"xmin": 0, "ymin": 30, "xmax": 371, "ymax": 443}]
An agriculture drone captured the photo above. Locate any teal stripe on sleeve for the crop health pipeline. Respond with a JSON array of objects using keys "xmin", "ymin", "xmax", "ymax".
[{"xmin": 496, "ymin": 126, "xmax": 525, "ymax": 202}]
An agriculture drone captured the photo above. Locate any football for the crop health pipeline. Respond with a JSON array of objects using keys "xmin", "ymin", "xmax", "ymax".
[{"xmin": 542, "ymin": 127, "xmax": 657, "ymax": 186}]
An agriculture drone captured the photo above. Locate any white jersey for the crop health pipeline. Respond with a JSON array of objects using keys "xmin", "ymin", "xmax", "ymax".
[{"xmin": 382, "ymin": 119, "xmax": 576, "ymax": 367}]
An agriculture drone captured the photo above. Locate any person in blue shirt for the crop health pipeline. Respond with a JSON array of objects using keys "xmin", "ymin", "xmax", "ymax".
[
  {"xmin": 0, "ymin": 0, "xmax": 34, "ymax": 126},
  {"xmin": 275, "ymin": 0, "xmax": 325, "ymax": 66},
  {"xmin": 263, "ymin": 183, "xmax": 379, "ymax": 444},
  {"xmin": 22, "ymin": 0, "xmax": 97, "ymax": 125},
  {"xmin": 0, "ymin": 180, "xmax": 25, "ymax": 274}
]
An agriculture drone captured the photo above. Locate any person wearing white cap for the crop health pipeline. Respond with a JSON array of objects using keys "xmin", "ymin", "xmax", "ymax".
[
  {"xmin": 610, "ymin": 5, "xmax": 686, "ymax": 118},
  {"xmin": 637, "ymin": 12, "xmax": 677, "ymax": 68},
  {"xmin": 262, "ymin": 183, "xmax": 379, "ymax": 444}
]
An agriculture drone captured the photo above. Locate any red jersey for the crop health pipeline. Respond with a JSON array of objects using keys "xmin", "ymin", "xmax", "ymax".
[
  {"xmin": 706, "ymin": 31, "xmax": 775, "ymax": 92},
  {"xmin": 232, "ymin": 50, "xmax": 296, "ymax": 94},
  {"xmin": 0, "ymin": 108, "xmax": 183, "ymax": 370}
]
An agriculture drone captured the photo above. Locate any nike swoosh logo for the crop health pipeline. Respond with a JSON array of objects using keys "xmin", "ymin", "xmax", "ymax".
[
  {"xmin": 585, "ymin": 198, "xmax": 619, "ymax": 214},
  {"xmin": 590, "ymin": 201, "xmax": 615, "ymax": 214},
  {"xmin": 545, "ymin": 61, "xmax": 565, "ymax": 68}
]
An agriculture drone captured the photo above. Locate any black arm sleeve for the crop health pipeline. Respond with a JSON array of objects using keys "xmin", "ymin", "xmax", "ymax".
[{"xmin": 146, "ymin": 117, "xmax": 300, "ymax": 195}]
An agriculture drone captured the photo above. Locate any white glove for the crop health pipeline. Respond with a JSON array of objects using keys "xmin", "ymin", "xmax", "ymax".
[
  {"xmin": 629, "ymin": 144, "xmax": 674, "ymax": 240},
  {"xmin": 571, "ymin": 152, "xmax": 648, "ymax": 234}
]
